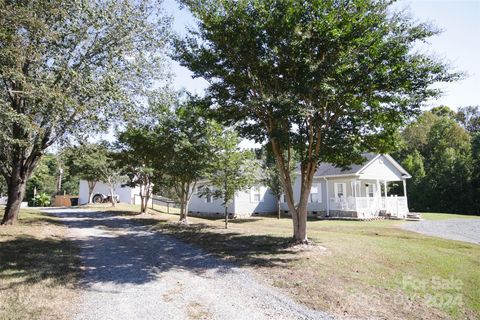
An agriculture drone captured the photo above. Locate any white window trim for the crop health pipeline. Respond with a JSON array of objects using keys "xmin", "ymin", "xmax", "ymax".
[
  {"xmin": 250, "ymin": 186, "xmax": 264, "ymax": 203},
  {"xmin": 365, "ymin": 184, "xmax": 377, "ymax": 198},
  {"xmin": 334, "ymin": 183, "xmax": 346, "ymax": 200}
]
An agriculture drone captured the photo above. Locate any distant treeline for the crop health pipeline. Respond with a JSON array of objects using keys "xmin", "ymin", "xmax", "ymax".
[{"xmin": 393, "ymin": 106, "xmax": 480, "ymax": 215}]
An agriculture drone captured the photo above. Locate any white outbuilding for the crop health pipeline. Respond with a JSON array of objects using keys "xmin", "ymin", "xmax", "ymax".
[{"xmin": 78, "ymin": 180, "xmax": 149, "ymax": 205}]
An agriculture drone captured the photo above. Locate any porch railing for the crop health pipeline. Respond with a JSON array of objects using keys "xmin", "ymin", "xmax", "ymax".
[{"xmin": 329, "ymin": 196, "xmax": 408, "ymax": 218}]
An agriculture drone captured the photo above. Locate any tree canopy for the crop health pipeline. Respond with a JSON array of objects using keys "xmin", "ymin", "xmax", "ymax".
[
  {"xmin": 0, "ymin": 0, "xmax": 172, "ymax": 224},
  {"xmin": 204, "ymin": 128, "xmax": 257, "ymax": 228},
  {"xmin": 176, "ymin": 0, "xmax": 460, "ymax": 241},
  {"xmin": 395, "ymin": 106, "xmax": 479, "ymax": 214}
]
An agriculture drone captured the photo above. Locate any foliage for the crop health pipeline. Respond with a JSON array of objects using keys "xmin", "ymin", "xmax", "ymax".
[
  {"xmin": 0, "ymin": 0, "xmax": 172, "ymax": 224},
  {"xmin": 203, "ymin": 128, "xmax": 257, "ymax": 228},
  {"xmin": 457, "ymin": 106, "xmax": 480, "ymax": 133},
  {"xmin": 63, "ymin": 144, "xmax": 108, "ymax": 185},
  {"xmin": 116, "ymin": 127, "xmax": 161, "ymax": 213},
  {"xmin": 164, "ymin": 101, "xmax": 219, "ymax": 222},
  {"xmin": 0, "ymin": 176, "xmax": 6, "ymax": 196},
  {"xmin": 31, "ymin": 192, "xmax": 51, "ymax": 207},
  {"xmin": 176, "ymin": 0, "xmax": 459, "ymax": 240},
  {"xmin": 394, "ymin": 107, "xmax": 478, "ymax": 214},
  {"xmin": 117, "ymin": 95, "xmax": 220, "ymax": 218},
  {"xmin": 26, "ymin": 153, "xmax": 79, "ymax": 200}
]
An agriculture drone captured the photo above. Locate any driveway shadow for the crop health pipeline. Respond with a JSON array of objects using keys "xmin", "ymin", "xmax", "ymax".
[{"xmin": 39, "ymin": 208, "xmax": 296, "ymax": 288}]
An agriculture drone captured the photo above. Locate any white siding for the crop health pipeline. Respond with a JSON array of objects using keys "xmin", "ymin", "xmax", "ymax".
[
  {"xmin": 188, "ymin": 188, "xmax": 234, "ymax": 215},
  {"xmin": 233, "ymin": 186, "xmax": 277, "ymax": 215},
  {"xmin": 280, "ymin": 178, "xmax": 327, "ymax": 212},
  {"xmin": 78, "ymin": 180, "xmax": 136, "ymax": 205},
  {"xmin": 188, "ymin": 185, "xmax": 277, "ymax": 215},
  {"xmin": 358, "ymin": 155, "xmax": 404, "ymax": 181}
]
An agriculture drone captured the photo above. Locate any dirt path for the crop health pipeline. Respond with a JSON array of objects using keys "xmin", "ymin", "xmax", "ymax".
[
  {"xmin": 401, "ymin": 219, "xmax": 480, "ymax": 244},
  {"xmin": 44, "ymin": 208, "xmax": 331, "ymax": 320}
]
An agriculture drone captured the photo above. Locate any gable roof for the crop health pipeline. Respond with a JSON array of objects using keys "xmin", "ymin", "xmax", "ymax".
[
  {"xmin": 315, "ymin": 153, "xmax": 377, "ymax": 177},
  {"xmin": 315, "ymin": 153, "xmax": 411, "ymax": 178}
]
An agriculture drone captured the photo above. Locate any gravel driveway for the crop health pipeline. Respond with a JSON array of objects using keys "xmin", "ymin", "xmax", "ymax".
[
  {"xmin": 401, "ymin": 218, "xmax": 480, "ymax": 244},
  {"xmin": 44, "ymin": 208, "xmax": 331, "ymax": 320}
]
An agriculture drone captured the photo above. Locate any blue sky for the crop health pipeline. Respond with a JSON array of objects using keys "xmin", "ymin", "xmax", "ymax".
[{"xmin": 165, "ymin": 0, "xmax": 480, "ymax": 110}]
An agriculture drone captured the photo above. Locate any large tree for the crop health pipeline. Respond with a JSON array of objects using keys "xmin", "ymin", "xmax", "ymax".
[
  {"xmin": 117, "ymin": 127, "xmax": 161, "ymax": 214},
  {"xmin": 396, "ymin": 109, "xmax": 474, "ymax": 213},
  {"xmin": 118, "ymin": 96, "xmax": 219, "ymax": 220},
  {"xmin": 0, "ymin": 0, "xmax": 171, "ymax": 224},
  {"xmin": 164, "ymin": 103, "xmax": 218, "ymax": 224},
  {"xmin": 457, "ymin": 106, "xmax": 480, "ymax": 133},
  {"xmin": 176, "ymin": 0, "xmax": 459, "ymax": 242}
]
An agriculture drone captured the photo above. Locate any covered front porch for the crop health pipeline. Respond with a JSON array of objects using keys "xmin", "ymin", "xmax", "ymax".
[{"xmin": 326, "ymin": 178, "xmax": 409, "ymax": 219}]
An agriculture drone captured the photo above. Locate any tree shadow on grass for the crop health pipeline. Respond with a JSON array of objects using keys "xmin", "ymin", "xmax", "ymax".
[
  {"xmin": 0, "ymin": 235, "xmax": 79, "ymax": 290},
  {"xmin": 154, "ymin": 221, "xmax": 299, "ymax": 267},
  {"xmin": 7, "ymin": 208, "xmax": 305, "ymax": 288}
]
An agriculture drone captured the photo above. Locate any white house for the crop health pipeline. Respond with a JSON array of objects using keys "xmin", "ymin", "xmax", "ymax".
[
  {"xmin": 188, "ymin": 184, "xmax": 278, "ymax": 218},
  {"xmin": 78, "ymin": 180, "xmax": 151, "ymax": 206},
  {"xmin": 189, "ymin": 153, "xmax": 411, "ymax": 220},
  {"xmin": 280, "ymin": 153, "xmax": 411, "ymax": 219}
]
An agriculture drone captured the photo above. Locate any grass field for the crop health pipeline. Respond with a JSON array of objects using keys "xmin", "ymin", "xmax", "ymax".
[
  {"xmin": 421, "ymin": 212, "xmax": 480, "ymax": 221},
  {"xmin": 0, "ymin": 209, "xmax": 79, "ymax": 320},
  {"xmin": 118, "ymin": 208, "xmax": 480, "ymax": 320},
  {"xmin": 4, "ymin": 204, "xmax": 477, "ymax": 319}
]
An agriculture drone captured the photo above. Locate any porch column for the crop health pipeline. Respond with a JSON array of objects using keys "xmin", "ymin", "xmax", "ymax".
[
  {"xmin": 352, "ymin": 179, "xmax": 357, "ymax": 212},
  {"xmin": 384, "ymin": 180, "xmax": 388, "ymax": 198},
  {"xmin": 324, "ymin": 178, "xmax": 330, "ymax": 217},
  {"xmin": 403, "ymin": 179, "xmax": 409, "ymax": 215},
  {"xmin": 376, "ymin": 180, "xmax": 381, "ymax": 198}
]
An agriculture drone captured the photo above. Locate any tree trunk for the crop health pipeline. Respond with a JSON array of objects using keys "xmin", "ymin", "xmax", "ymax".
[
  {"xmin": 294, "ymin": 191, "xmax": 310, "ymax": 242},
  {"xmin": 87, "ymin": 181, "xmax": 96, "ymax": 204},
  {"xmin": 277, "ymin": 197, "xmax": 281, "ymax": 219},
  {"xmin": 1, "ymin": 176, "xmax": 27, "ymax": 225},
  {"xmin": 140, "ymin": 196, "xmax": 145, "ymax": 213},
  {"xmin": 179, "ymin": 184, "xmax": 188, "ymax": 224},
  {"xmin": 224, "ymin": 205, "xmax": 228, "ymax": 229},
  {"xmin": 110, "ymin": 186, "xmax": 116, "ymax": 207},
  {"xmin": 270, "ymin": 140, "xmax": 316, "ymax": 243}
]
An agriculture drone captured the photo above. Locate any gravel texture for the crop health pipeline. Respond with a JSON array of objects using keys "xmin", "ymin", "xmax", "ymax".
[
  {"xmin": 44, "ymin": 208, "xmax": 332, "ymax": 320},
  {"xmin": 401, "ymin": 218, "xmax": 480, "ymax": 244}
]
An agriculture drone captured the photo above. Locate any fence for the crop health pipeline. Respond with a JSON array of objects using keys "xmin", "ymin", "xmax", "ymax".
[{"xmin": 133, "ymin": 195, "xmax": 179, "ymax": 214}]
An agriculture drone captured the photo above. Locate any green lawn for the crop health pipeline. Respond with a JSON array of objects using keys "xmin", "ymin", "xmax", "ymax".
[
  {"xmin": 421, "ymin": 212, "xmax": 480, "ymax": 221},
  {"xmin": 124, "ymin": 209, "xmax": 480, "ymax": 320},
  {"xmin": 0, "ymin": 209, "xmax": 79, "ymax": 320}
]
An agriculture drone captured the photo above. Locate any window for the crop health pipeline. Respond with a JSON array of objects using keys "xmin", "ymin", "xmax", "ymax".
[
  {"xmin": 250, "ymin": 186, "xmax": 263, "ymax": 203},
  {"xmin": 205, "ymin": 186, "xmax": 213, "ymax": 203},
  {"xmin": 281, "ymin": 194, "xmax": 286, "ymax": 203},
  {"xmin": 334, "ymin": 183, "xmax": 346, "ymax": 199},
  {"xmin": 309, "ymin": 183, "xmax": 322, "ymax": 203},
  {"xmin": 366, "ymin": 184, "xmax": 376, "ymax": 198}
]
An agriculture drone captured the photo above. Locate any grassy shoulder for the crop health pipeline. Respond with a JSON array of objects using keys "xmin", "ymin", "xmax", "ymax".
[
  {"xmin": 0, "ymin": 208, "xmax": 79, "ymax": 320},
  {"xmin": 421, "ymin": 212, "xmax": 480, "ymax": 221},
  {"xmin": 113, "ymin": 207, "xmax": 479, "ymax": 320}
]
